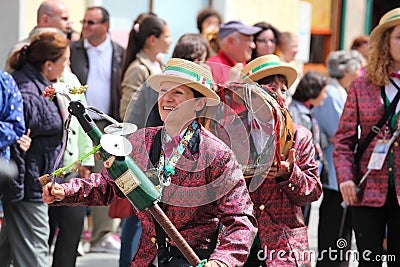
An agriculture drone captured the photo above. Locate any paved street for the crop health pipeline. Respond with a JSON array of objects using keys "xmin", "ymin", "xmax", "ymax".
[
  {"xmin": 74, "ymin": 199, "xmax": 376, "ymax": 267},
  {"xmin": 75, "ymin": 200, "xmax": 329, "ymax": 267},
  {"xmin": 76, "ymin": 252, "xmax": 119, "ymax": 267}
]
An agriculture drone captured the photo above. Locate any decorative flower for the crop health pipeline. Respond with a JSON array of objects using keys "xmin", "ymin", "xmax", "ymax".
[{"xmin": 42, "ymin": 85, "xmax": 56, "ymax": 101}]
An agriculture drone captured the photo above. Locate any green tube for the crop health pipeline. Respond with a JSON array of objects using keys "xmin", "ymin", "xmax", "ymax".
[
  {"xmin": 339, "ymin": 0, "xmax": 347, "ymax": 50},
  {"xmin": 365, "ymin": 0, "xmax": 373, "ymax": 34}
]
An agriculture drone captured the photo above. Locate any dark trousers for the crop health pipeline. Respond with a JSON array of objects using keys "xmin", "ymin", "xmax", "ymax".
[
  {"xmin": 243, "ymin": 243, "xmax": 266, "ymax": 267},
  {"xmin": 119, "ymin": 215, "xmax": 142, "ymax": 267},
  {"xmin": 317, "ymin": 188, "xmax": 352, "ymax": 267},
  {"xmin": 352, "ymin": 186, "xmax": 400, "ymax": 267},
  {"xmin": 48, "ymin": 205, "xmax": 86, "ymax": 267},
  {"xmin": 302, "ymin": 203, "xmax": 311, "ymax": 226}
]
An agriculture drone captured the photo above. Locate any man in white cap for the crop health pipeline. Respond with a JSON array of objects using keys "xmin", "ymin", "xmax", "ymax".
[{"xmin": 207, "ymin": 20, "xmax": 261, "ymax": 84}]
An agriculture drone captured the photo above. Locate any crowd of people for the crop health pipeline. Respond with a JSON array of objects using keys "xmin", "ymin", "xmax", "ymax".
[{"xmin": 1, "ymin": 0, "xmax": 400, "ymax": 266}]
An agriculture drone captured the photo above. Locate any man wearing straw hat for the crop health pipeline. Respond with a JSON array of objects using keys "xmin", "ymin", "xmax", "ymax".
[
  {"xmin": 334, "ymin": 8, "xmax": 400, "ymax": 264},
  {"xmin": 238, "ymin": 55, "xmax": 321, "ymax": 266},
  {"xmin": 42, "ymin": 58, "xmax": 257, "ymax": 267}
]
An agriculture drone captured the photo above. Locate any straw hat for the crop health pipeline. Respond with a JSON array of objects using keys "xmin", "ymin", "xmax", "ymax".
[
  {"xmin": 148, "ymin": 58, "xmax": 220, "ymax": 106},
  {"xmin": 370, "ymin": 8, "xmax": 400, "ymax": 44},
  {"xmin": 240, "ymin": 55, "xmax": 298, "ymax": 88}
]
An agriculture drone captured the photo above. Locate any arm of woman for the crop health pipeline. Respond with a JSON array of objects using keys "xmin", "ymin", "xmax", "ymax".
[
  {"xmin": 0, "ymin": 72, "xmax": 26, "ymax": 151},
  {"xmin": 120, "ymin": 64, "xmax": 149, "ymax": 119},
  {"xmin": 46, "ymin": 169, "xmax": 123, "ymax": 206}
]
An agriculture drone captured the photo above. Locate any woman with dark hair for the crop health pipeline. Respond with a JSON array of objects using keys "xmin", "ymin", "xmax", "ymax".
[
  {"xmin": 172, "ymin": 33, "xmax": 210, "ymax": 62},
  {"xmin": 119, "ymin": 14, "xmax": 172, "ymax": 120},
  {"xmin": 251, "ymin": 21, "xmax": 281, "ymax": 60},
  {"xmin": 0, "ymin": 31, "xmax": 68, "ymax": 267},
  {"xmin": 289, "ymin": 71, "xmax": 328, "ymax": 148},
  {"xmin": 196, "ymin": 8, "xmax": 222, "ymax": 34},
  {"xmin": 196, "ymin": 7, "xmax": 222, "ymax": 55},
  {"xmin": 116, "ymin": 13, "xmax": 172, "ymax": 267}
]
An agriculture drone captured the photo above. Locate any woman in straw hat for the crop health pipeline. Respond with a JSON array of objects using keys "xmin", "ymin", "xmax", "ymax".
[
  {"xmin": 238, "ymin": 55, "xmax": 322, "ymax": 266},
  {"xmin": 334, "ymin": 8, "xmax": 400, "ymax": 264},
  {"xmin": 42, "ymin": 58, "xmax": 257, "ymax": 267}
]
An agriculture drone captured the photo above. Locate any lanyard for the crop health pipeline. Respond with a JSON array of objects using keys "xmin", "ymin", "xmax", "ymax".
[{"xmin": 157, "ymin": 120, "xmax": 198, "ymax": 187}]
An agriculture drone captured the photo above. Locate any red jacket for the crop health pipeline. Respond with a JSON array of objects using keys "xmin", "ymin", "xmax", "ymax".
[
  {"xmin": 207, "ymin": 50, "xmax": 245, "ymax": 84},
  {"xmin": 334, "ymin": 75, "xmax": 400, "ymax": 207}
]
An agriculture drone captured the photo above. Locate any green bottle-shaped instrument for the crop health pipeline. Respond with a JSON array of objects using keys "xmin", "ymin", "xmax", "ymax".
[{"xmin": 68, "ymin": 101, "xmax": 160, "ymax": 211}]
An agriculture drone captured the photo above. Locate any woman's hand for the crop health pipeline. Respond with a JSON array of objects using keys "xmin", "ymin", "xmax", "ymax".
[
  {"xmin": 17, "ymin": 129, "xmax": 31, "ymax": 152},
  {"xmin": 339, "ymin": 180, "xmax": 358, "ymax": 206},
  {"xmin": 266, "ymin": 148, "xmax": 296, "ymax": 179},
  {"xmin": 42, "ymin": 182, "xmax": 65, "ymax": 204}
]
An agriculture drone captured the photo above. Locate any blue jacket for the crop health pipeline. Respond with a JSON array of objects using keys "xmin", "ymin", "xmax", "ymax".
[
  {"xmin": 0, "ymin": 71, "xmax": 25, "ymax": 160},
  {"xmin": 6, "ymin": 64, "xmax": 63, "ymax": 203},
  {"xmin": 314, "ymin": 79, "xmax": 346, "ymax": 191}
]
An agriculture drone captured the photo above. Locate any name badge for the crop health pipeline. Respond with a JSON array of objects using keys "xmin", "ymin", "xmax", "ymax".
[{"xmin": 367, "ymin": 139, "xmax": 390, "ymax": 170}]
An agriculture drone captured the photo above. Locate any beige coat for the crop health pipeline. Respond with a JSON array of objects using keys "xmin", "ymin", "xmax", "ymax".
[{"xmin": 119, "ymin": 51, "xmax": 164, "ymax": 119}]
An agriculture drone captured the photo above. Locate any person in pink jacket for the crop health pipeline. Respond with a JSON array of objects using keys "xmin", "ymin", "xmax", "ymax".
[
  {"xmin": 239, "ymin": 55, "xmax": 322, "ymax": 266},
  {"xmin": 334, "ymin": 8, "xmax": 400, "ymax": 265},
  {"xmin": 43, "ymin": 58, "xmax": 257, "ymax": 267}
]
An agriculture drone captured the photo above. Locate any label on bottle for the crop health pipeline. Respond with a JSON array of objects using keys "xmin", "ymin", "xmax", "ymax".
[{"xmin": 115, "ymin": 169, "xmax": 141, "ymax": 195}]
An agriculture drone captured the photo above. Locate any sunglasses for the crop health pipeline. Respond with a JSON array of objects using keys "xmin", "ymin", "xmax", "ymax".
[{"xmin": 80, "ymin": 19, "xmax": 105, "ymax": 26}]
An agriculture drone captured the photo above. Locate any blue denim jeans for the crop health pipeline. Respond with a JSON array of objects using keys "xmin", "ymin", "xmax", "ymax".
[{"xmin": 119, "ymin": 215, "xmax": 141, "ymax": 267}]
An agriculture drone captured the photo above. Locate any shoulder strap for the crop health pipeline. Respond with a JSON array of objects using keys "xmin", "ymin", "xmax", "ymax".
[
  {"xmin": 354, "ymin": 79, "xmax": 400, "ymax": 163},
  {"xmin": 149, "ymin": 129, "xmax": 162, "ymax": 167}
]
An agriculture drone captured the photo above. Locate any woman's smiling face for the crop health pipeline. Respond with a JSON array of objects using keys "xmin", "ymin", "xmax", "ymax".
[{"xmin": 158, "ymin": 81, "xmax": 197, "ymax": 124}]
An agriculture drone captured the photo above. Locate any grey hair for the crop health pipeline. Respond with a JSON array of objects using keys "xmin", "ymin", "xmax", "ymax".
[{"xmin": 326, "ymin": 50, "xmax": 363, "ymax": 79}]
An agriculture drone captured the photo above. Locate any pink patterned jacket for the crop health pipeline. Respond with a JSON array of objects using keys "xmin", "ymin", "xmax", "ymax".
[
  {"xmin": 334, "ymin": 76, "xmax": 400, "ymax": 207},
  {"xmin": 250, "ymin": 124, "xmax": 322, "ymax": 266},
  {"xmin": 59, "ymin": 125, "xmax": 257, "ymax": 267}
]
